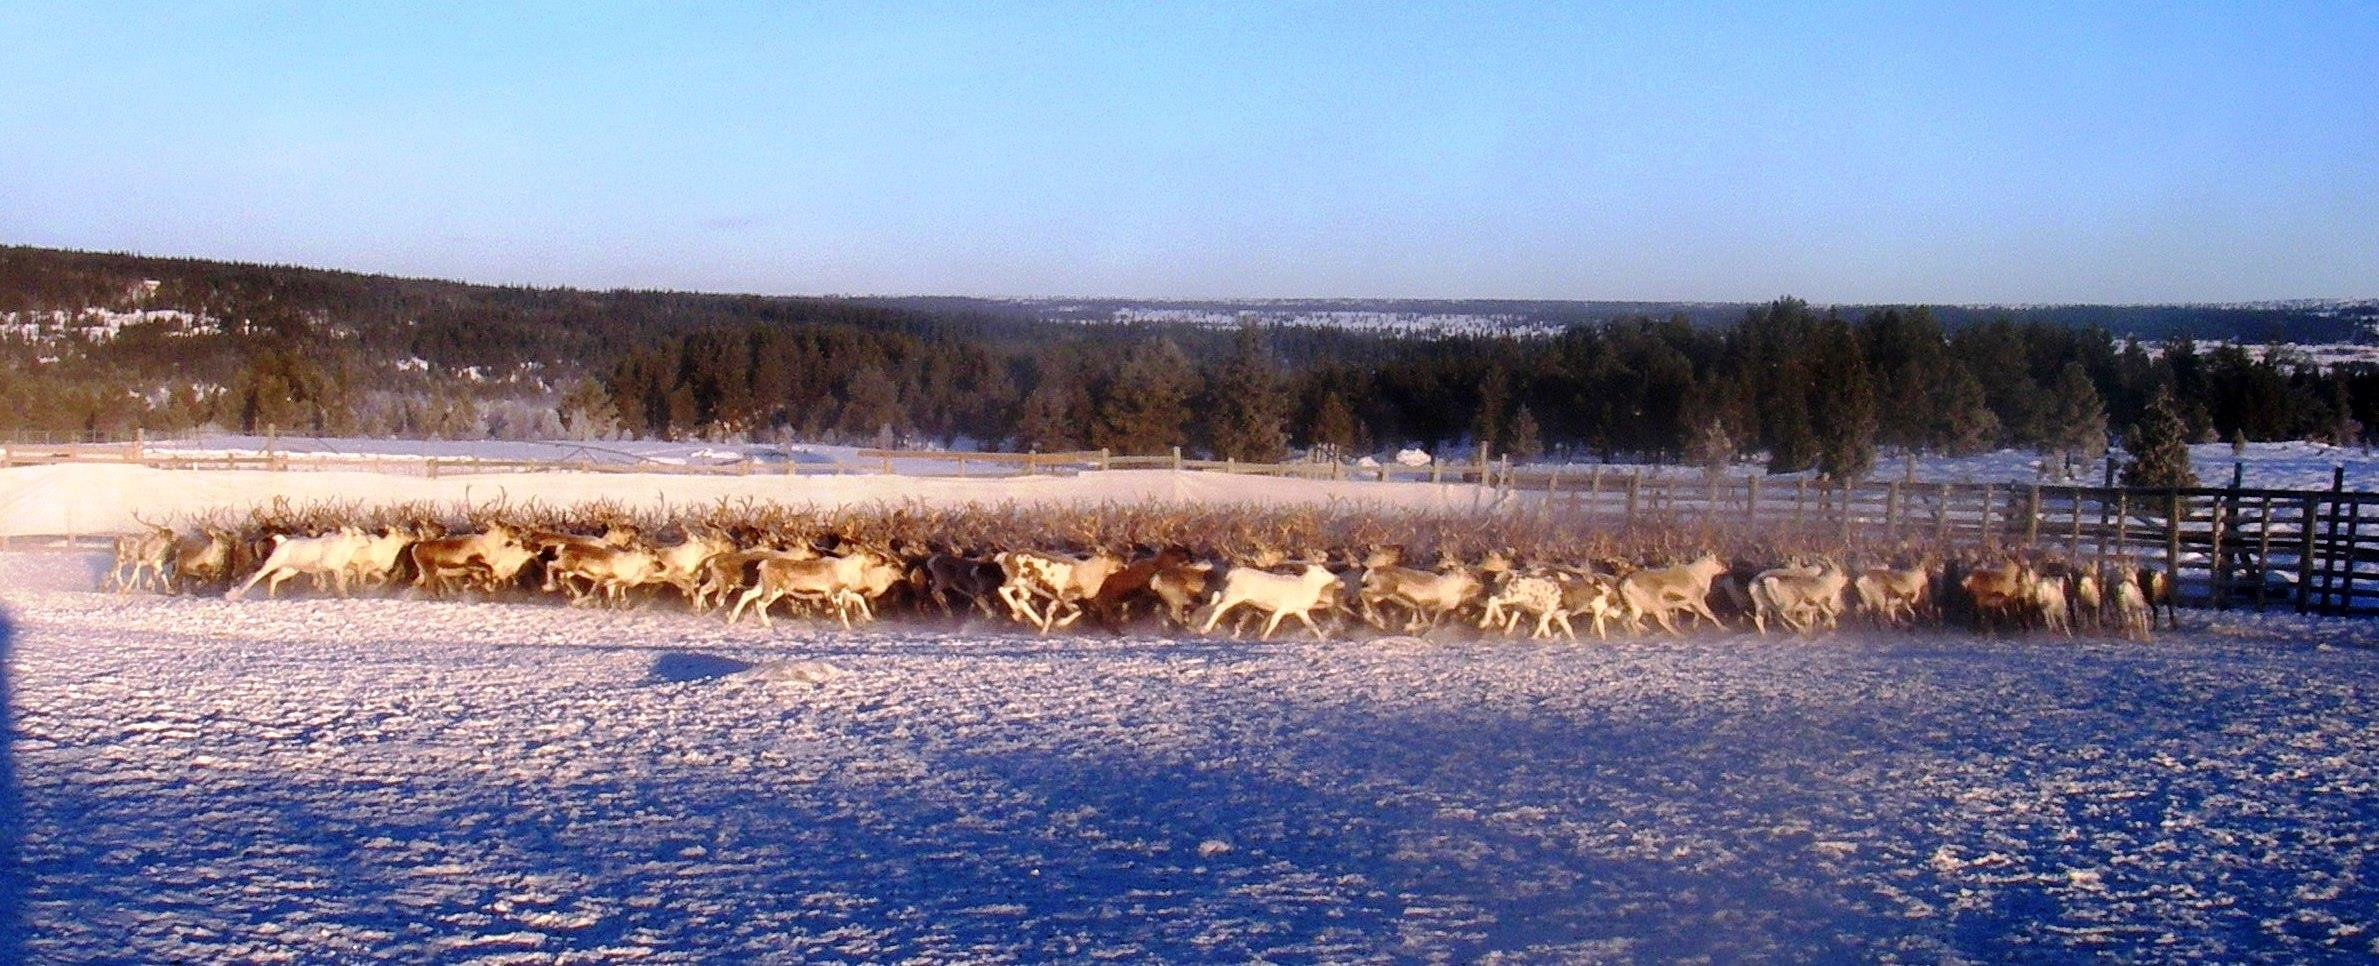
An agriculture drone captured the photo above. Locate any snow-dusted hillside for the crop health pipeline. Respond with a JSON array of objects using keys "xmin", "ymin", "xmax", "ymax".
[{"xmin": 6, "ymin": 552, "xmax": 2375, "ymax": 961}]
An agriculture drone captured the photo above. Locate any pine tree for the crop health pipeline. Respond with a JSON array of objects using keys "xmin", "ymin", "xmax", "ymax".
[
  {"xmin": 1506, "ymin": 404, "xmax": 1542, "ymax": 463},
  {"xmin": 1015, "ymin": 379, "xmax": 1086, "ymax": 452},
  {"xmin": 835, "ymin": 364, "xmax": 902, "ymax": 441},
  {"xmin": 2122, "ymin": 386, "xmax": 2200, "ymax": 488},
  {"xmin": 1305, "ymin": 392, "xmax": 1359, "ymax": 461},
  {"xmin": 2040, "ymin": 362, "xmax": 2109, "ymax": 478},
  {"xmin": 1809, "ymin": 315, "xmax": 1878, "ymax": 481},
  {"xmin": 1470, "ymin": 366, "xmax": 1510, "ymax": 454},
  {"xmin": 557, "ymin": 378, "xmax": 618, "ymax": 440},
  {"xmin": 1091, "ymin": 340, "xmax": 1196, "ymax": 455},
  {"xmin": 1689, "ymin": 417, "xmax": 1735, "ymax": 479},
  {"xmin": 1936, "ymin": 364, "xmax": 2001, "ymax": 457},
  {"xmin": 1204, "ymin": 324, "xmax": 1290, "ymax": 462}
]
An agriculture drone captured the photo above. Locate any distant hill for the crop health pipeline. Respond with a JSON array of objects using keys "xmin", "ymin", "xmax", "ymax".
[
  {"xmin": 6, "ymin": 243, "xmax": 2375, "ymax": 456},
  {"xmin": 882, "ymin": 295, "xmax": 2379, "ymax": 343}
]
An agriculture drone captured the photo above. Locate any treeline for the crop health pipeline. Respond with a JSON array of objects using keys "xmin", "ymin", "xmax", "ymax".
[
  {"xmin": 604, "ymin": 299, "xmax": 2379, "ymax": 477},
  {"xmin": 5, "ymin": 246, "xmax": 2378, "ymax": 478}
]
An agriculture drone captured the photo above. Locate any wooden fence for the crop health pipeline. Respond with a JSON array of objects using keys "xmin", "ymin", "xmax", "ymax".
[
  {"xmin": 1491, "ymin": 468, "xmax": 2379, "ymax": 618},
  {"xmin": 6, "ymin": 435, "xmax": 2374, "ymax": 617}
]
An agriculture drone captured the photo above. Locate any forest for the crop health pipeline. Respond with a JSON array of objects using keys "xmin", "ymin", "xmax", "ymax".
[{"xmin": 4, "ymin": 245, "xmax": 2375, "ymax": 482}]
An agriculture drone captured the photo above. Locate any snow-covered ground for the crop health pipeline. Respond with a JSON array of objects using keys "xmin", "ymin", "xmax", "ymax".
[{"xmin": 6, "ymin": 551, "xmax": 2376, "ymax": 962}]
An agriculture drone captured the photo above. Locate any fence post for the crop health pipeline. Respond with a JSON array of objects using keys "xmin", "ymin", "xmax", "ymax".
[
  {"xmin": 2113, "ymin": 492, "xmax": 2128, "ymax": 561},
  {"xmin": 130, "ymin": 427, "xmax": 144, "ymax": 462},
  {"xmin": 880, "ymin": 451, "xmax": 893, "ymax": 475},
  {"xmin": 1980, "ymin": 484, "xmax": 1997, "ymax": 546},
  {"xmin": 1746, "ymin": 476, "xmax": 1760, "ymax": 528},
  {"xmin": 1792, "ymin": 478, "xmax": 1807, "ymax": 529},
  {"xmin": 1625, "ymin": 471, "xmax": 1642, "ymax": 524},
  {"xmin": 2254, "ymin": 496, "xmax": 2275, "ymax": 608},
  {"xmin": 2342, "ymin": 499, "xmax": 2362, "ymax": 614},
  {"xmin": 1171, "ymin": 446, "xmax": 1182, "ymax": 471},
  {"xmin": 2069, "ymin": 488, "xmax": 2085, "ymax": 562},
  {"xmin": 1886, "ymin": 481, "xmax": 1902, "ymax": 536},
  {"xmin": 426, "ymin": 458, "xmax": 439, "ymax": 480},
  {"xmin": 1935, "ymin": 484, "xmax": 1952, "ymax": 546},
  {"xmin": 1431, "ymin": 459, "xmax": 1441, "ymax": 485},
  {"xmin": 1100, "ymin": 447, "xmax": 1112, "ymax": 472},
  {"xmin": 2165, "ymin": 490, "xmax": 2183, "ymax": 606},
  {"xmin": 2296, "ymin": 495, "xmax": 2319, "ymax": 613},
  {"xmin": 2025, "ymin": 484, "xmax": 2042, "ymax": 548},
  {"xmin": 2211, "ymin": 487, "xmax": 2231, "ymax": 609}
]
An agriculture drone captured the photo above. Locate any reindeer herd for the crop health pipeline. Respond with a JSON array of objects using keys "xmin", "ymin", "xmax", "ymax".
[{"xmin": 98, "ymin": 498, "xmax": 2178, "ymax": 643}]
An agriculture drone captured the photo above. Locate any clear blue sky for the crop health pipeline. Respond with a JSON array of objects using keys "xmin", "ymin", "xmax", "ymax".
[{"xmin": 3, "ymin": 2, "xmax": 2373, "ymax": 302}]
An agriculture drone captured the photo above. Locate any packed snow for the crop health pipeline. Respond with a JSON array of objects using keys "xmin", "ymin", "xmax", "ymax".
[{"xmin": 5, "ymin": 551, "xmax": 2377, "ymax": 961}]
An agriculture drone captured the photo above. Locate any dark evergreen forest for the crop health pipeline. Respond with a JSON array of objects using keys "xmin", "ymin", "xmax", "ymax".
[{"xmin": 5, "ymin": 245, "xmax": 2375, "ymax": 477}]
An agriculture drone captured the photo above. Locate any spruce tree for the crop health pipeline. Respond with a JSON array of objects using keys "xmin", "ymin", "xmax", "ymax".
[
  {"xmin": 1205, "ymin": 324, "xmax": 1290, "ymax": 462},
  {"xmin": 1091, "ymin": 339, "xmax": 1196, "ymax": 455},
  {"xmin": 836, "ymin": 364, "xmax": 902, "ymax": 441},
  {"xmin": 1015, "ymin": 379, "xmax": 1085, "ymax": 451},
  {"xmin": 1506, "ymin": 404, "xmax": 1542, "ymax": 463},
  {"xmin": 1305, "ymin": 392, "xmax": 1359, "ymax": 461},
  {"xmin": 1936, "ymin": 364, "xmax": 2001, "ymax": 457},
  {"xmin": 1809, "ymin": 315, "xmax": 1878, "ymax": 481},
  {"xmin": 2040, "ymin": 362, "xmax": 2109, "ymax": 477},
  {"xmin": 2121, "ymin": 386, "xmax": 2200, "ymax": 488},
  {"xmin": 1689, "ymin": 417, "xmax": 1735, "ymax": 479}
]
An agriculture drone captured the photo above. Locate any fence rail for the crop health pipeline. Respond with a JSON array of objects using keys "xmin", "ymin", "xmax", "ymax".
[{"xmin": 7, "ymin": 439, "xmax": 2375, "ymax": 616}]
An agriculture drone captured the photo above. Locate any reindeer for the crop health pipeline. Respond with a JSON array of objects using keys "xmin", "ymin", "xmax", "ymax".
[
  {"xmin": 227, "ymin": 527, "xmax": 372, "ymax": 600},
  {"xmin": 106, "ymin": 515, "xmax": 179, "ymax": 594},
  {"xmin": 1552, "ymin": 569, "xmax": 1624, "ymax": 640},
  {"xmin": 408, "ymin": 524, "xmax": 524, "ymax": 597},
  {"xmin": 1148, "ymin": 555, "xmax": 1221, "ymax": 629},
  {"xmin": 1750, "ymin": 561, "xmax": 1848, "ymax": 635},
  {"xmin": 345, "ymin": 525, "xmax": 424, "ymax": 591},
  {"xmin": 170, "ymin": 524, "xmax": 239, "ymax": 594},
  {"xmin": 1960, "ymin": 559, "xmax": 2033, "ymax": 634},
  {"xmin": 1852, "ymin": 558, "xmax": 1934, "ymax": 629},
  {"xmin": 1197, "ymin": 562, "xmax": 1343, "ymax": 640},
  {"xmin": 1083, "ymin": 546, "xmax": 1194, "ymax": 631},
  {"xmin": 1616, "ymin": 552, "xmax": 1728, "ymax": 635},
  {"xmin": 1355, "ymin": 546, "xmax": 1504, "ymax": 633},
  {"xmin": 649, "ymin": 527, "xmax": 736, "ymax": 601},
  {"xmin": 693, "ymin": 542, "xmax": 818, "ymax": 614},
  {"xmin": 995, "ymin": 548, "xmax": 1124, "ymax": 633},
  {"xmin": 2111, "ymin": 574, "xmax": 2154, "ymax": 641},
  {"xmin": 729, "ymin": 546, "xmax": 891, "ymax": 629},
  {"xmin": 2138, "ymin": 565, "xmax": 2177, "ymax": 629},
  {"xmin": 544, "ymin": 543, "xmax": 665, "ymax": 607},
  {"xmin": 1480, "ymin": 572, "xmax": 1574, "ymax": 640},
  {"xmin": 912, "ymin": 551, "xmax": 1005, "ymax": 620}
]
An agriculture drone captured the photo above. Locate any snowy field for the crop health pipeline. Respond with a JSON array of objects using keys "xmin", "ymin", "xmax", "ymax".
[{"xmin": 6, "ymin": 551, "xmax": 2378, "ymax": 962}]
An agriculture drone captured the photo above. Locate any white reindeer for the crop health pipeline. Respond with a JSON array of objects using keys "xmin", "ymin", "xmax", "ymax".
[
  {"xmin": 1198, "ymin": 563, "xmax": 1343, "ymax": 640},
  {"xmin": 228, "ymin": 528, "xmax": 372, "ymax": 600}
]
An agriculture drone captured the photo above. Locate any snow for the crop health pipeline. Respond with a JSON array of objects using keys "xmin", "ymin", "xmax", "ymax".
[{"xmin": 5, "ymin": 551, "xmax": 2376, "ymax": 960}]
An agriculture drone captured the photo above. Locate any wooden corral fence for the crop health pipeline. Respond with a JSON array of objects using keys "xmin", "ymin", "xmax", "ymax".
[
  {"xmin": 7, "ymin": 432, "xmax": 2374, "ymax": 616},
  {"xmin": 1493, "ymin": 466, "xmax": 2379, "ymax": 618}
]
